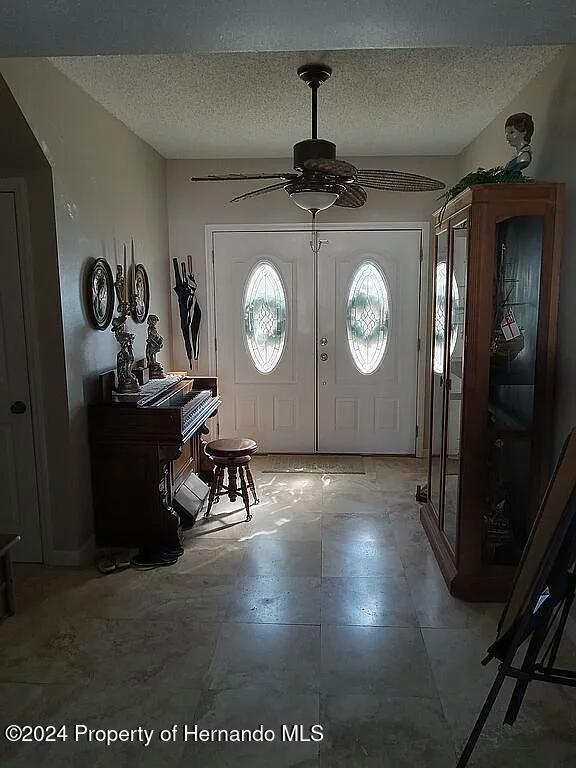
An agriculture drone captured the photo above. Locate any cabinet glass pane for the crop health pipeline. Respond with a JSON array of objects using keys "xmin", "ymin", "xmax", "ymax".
[
  {"xmin": 484, "ymin": 215, "xmax": 544, "ymax": 565},
  {"xmin": 488, "ymin": 216, "xmax": 543, "ymax": 430},
  {"xmin": 429, "ymin": 230, "xmax": 449, "ymax": 517},
  {"xmin": 442, "ymin": 219, "xmax": 468, "ymax": 550},
  {"xmin": 484, "ymin": 436, "xmax": 530, "ymax": 565}
]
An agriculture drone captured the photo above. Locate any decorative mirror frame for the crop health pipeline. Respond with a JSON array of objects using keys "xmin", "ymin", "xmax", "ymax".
[
  {"xmin": 131, "ymin": 263, "xmax": 150, "ymax": 324},
  {"xmin": 87, "ymin": 257, "xmax": 115, "ymax": 330}
]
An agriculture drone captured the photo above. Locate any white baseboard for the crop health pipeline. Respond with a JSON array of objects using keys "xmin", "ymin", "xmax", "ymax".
[{"xmin": 46, "ymin": 536, "xmax": 95, "ymax": 566}]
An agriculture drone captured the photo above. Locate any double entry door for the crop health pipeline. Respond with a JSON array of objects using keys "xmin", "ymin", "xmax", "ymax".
[{"xmin": 213, "ymin": 229, "xmax": 421, "ymax": 454}]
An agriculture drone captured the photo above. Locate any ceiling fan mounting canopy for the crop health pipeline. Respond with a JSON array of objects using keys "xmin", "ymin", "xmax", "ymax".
[{"xmin": 189, "ymin": 63, "xmax": 446, "ymax": 209}]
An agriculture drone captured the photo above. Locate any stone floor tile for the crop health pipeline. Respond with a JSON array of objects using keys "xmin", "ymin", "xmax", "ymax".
[
  {"xmin": 226, "ymin": 576, "xmax": 321, "ymax": 624},
  {"xmin": 320, "ymin": 693, "xmax": 455, "ymax": 767},
  {"xmin": 205, "ymin": 622, "xmax": 320, "ymax": 693},
  {"xmin": 321, "ymin": 576, "xmax": 418, "ymax": 628},
  {"xmin": 321, "ymin": 625, "xmax": 437, "ymax": 697}
]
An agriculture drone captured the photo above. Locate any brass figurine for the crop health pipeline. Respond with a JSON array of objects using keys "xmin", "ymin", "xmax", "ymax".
[
  {"xmin": 111, "ymin": 316, "xmax": 139, "ymax": 393},
  {"xmin": 146, "ymin": 314, "xmax": 166, "ymax": 379}
]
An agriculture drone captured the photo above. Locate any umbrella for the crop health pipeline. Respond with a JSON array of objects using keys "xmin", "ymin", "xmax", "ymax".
[
  {"xmin": 186, "ymin": 255, "xmax": 202, "ymax": 361},
  {"xmin": 173, "ymin": 257, "xmax": 193, "ymax": 367}
]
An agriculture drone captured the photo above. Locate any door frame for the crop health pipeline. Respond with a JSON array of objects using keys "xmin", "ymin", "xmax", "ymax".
[
  {"xmin": 0, "ymin": 178, "xmax": 52, "ymax": 562},
  {"xmin": 206, "ymin": 221, "xmax": 430, "ymax": 456}
]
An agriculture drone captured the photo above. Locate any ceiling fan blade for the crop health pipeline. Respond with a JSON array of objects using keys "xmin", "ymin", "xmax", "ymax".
[
  {"xmin": 303, "ymin": 158, "xmax": 358, "ymax": 178},
  {"xmin": 230, "ymin": 181, "xmax": 290, "ymax": 203},
  {"xmin": 356, "ymin": 169, "xmax": 445, "ymax": 191},
  {"xmin": 190, "ymin": 172, "xmax": 298, "ymax": 182},
  {"xmin": 334, "ymin": 184, "xmax": 367, "ymax": 209}
]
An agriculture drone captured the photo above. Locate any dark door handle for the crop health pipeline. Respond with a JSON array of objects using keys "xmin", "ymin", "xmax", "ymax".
[{"xmin": 10, "ymin": 401, "xmax": 27, "ymax": 414}]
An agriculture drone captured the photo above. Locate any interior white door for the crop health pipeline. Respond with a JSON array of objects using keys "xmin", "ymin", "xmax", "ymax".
[
  {"xmin": 213, "ymin": 231, "xmax": 315, "ymax": 452},
  {"xmin": 317, "ymin": 229, "xmax": 421, "ymax": 454},
  {"xmin": 0, "ymin": 191, "xmax": 43, "ymax": 561}
]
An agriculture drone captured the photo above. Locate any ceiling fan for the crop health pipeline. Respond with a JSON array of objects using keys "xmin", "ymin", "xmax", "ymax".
[{"xmin": 190, "ymin": 64, "xmax": 446, "ymax": 213}]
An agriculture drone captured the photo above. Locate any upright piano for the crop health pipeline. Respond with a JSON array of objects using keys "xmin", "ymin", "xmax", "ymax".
[{"xmin": 88, "ymin": 374, "xmax": 220, "ymax": 555}]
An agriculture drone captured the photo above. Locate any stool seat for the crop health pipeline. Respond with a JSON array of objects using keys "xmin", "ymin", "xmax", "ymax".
[{"xmin": 206, "ymin": 437, "xmax": 257, "ymax": 457}]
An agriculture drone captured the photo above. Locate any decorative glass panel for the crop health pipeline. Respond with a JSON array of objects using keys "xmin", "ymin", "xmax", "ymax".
[
  {"xmin": 346, "ymin": 262, "xmax": 390, "ymax": 374},
  {"xmin": 442, "ymin": 219, "xmax": 468, "ymax": 551},
  {"xmin": 244, "ymin": 263, "xmax": 287, "ymax": 374},
  {"xmin": 433, "ymin": 262, "xmax": 459, "ymax": 374}
]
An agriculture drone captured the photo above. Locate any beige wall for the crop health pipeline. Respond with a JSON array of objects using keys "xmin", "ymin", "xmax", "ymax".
[
  {"xmin": 0, "ymin": 59, "xmax": 171, "ymax": 562},
  {"xmin": 167, "ymin": 155, "xmax": 458, "ymax": 372},
  {"xmin": 459, "ymin": 47, "xmax": 576, "ymax": 458}
]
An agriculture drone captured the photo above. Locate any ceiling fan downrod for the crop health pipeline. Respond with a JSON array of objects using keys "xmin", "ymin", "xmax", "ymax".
[
  {"xmin": 297, "ymin": 64, "xmax": 331, "ymax": 140},
  {"xmin": 294, "ymin": 65, "xmax": 336, "ymax": 171}
]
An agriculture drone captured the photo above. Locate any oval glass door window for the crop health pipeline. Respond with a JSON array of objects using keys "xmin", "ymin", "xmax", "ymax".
[
  {"xmin": 433, "ymin": 262, "xmax": 459, "ymax": 374},
  {"xmin": 244, "ymin": 262, "xmax": 287, "ymax": 373},
  {"xmin": 346, "ymin": 262, "xmax": 391, "ymax": 374}
]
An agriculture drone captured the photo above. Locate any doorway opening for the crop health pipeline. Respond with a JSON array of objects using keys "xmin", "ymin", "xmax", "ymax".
[{"xmin": 209, "ymin": 224, "xmax": 427, "ymax": 455}]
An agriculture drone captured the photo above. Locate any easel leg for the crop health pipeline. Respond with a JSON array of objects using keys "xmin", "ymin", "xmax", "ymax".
[
  {"xmin": 456, "ymin": 667, "xmax": 508, "ymax": 768},
  {"xmin": 504, "ymin": 603, "xmax": 555, "ymax": 725},
  {"xmin": 545, "ymin": 575, "xmax": 576, "ymax": 670}
]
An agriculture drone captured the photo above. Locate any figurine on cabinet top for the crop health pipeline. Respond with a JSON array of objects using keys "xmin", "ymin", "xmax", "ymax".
[
  {"xmin": 504, "ymin": 112, "xmax": 534, "ymax": 174},
  {"xmin": 441, "ymin": 112, "xmax": 535, "ymax": 204}
]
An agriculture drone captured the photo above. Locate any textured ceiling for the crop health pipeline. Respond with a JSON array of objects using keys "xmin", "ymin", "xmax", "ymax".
[
  {"xmin": 51, "ymin": 48, "xmax": 561, "ymax": 158},
  {"xmin": 2, "ymin": 1, "xmax": 576, "ymax": 56}
]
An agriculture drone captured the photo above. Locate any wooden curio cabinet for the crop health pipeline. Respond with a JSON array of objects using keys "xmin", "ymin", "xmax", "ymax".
[{"xmin": 421, "ymin": 183, "xmax": 564, "ymax": 601}]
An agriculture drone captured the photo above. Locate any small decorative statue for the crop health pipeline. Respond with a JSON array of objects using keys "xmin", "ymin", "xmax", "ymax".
[
  {"xmin": 114, "ymin": 265, "xmax": 128, "ymax": 316},
  {"xmin": 146, "ymin": 314, "xmax": 166, "ymax": 379},
  {"xmin": 504, "ymin": 112, "xmax": 533, "ymax": 173},
  {"xmin": 441, "ymin": 112, "xmax": 535, "ymax": 204},
  {"xmin": 112, "ymin": 316, "xmax": 140, "ymax": 393}
]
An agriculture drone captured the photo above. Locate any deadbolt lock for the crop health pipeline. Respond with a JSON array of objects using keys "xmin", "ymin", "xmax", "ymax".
[
  {"xmin": 320, "ymin": 352, "xmax": 328, "ymax": 361},
  {"xmin": 319, "ymin": 337, "xmax": 328, "ymax": 346}
]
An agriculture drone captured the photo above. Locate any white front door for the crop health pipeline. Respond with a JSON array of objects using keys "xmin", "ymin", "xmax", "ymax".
[
  {"xmin": 213, "ymin": 228, "xmax": 421, "ymax": 454},
  {"xmin": 213, "ymin": 231, "xmax": 315, "ymax": 452},
  {"xmin": 317, "ymin": 230, "xmax": 421, "ymax": 454},
  {"xmin": 0, "ymin": 191, "xmax": 43, "ymax": 561}
]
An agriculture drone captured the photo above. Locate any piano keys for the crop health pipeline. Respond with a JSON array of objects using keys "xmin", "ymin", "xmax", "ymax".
[{"xmin": 89, "ymin": 374, "xmax": 220, "ymax": 559}]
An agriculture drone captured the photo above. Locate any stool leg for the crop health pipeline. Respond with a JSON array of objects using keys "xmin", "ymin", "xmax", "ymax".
[
  {"xmin": 214, "ymin": 464, "xmax": 225, "ymax": 503},
  {"xmin": 205, "ymin": 465, "xmax": 222, "ymax": 518},
  {"xmin": 239, "ymin": 467, "xmax": 252, "ymax": 522},
  {"xmin": 228, "ymin": 464, "xmax": 238, "ymax": 502},
  {"xmin": 246, "ymin": 465, "xmax": 259, "ymax": 505}
]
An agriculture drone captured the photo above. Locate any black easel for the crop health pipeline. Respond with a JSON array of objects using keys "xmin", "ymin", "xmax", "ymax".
[{"xmin": 456, "ymin": 452, "xmax": 576, "ymax": 767}]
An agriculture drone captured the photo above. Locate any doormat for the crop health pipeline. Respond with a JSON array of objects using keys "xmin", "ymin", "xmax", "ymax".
[{"xmin": 261, "ymin": 455, "xmax": 365, "ymax": 474}]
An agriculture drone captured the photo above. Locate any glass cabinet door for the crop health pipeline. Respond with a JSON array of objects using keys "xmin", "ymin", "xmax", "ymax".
[
  {"xmin": 428, "ymin": 229, "xmax": 449, "ymax": 520},
  {"xmin": 484, "ymin": 215, "xmax": 544, "ymax": 566},
  {"xmin": 441, "ymin": 218, "xmax": 468, "ymax": 550}
]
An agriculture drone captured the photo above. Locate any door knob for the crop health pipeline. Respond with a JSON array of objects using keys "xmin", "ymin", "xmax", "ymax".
[
  {"xmin": 320, "ymin": 352, "xmax": 328, "ymax": 361},
  {"xmin": 319, "ymin": 337, "xmax": 328, "ymax": 346},
  {"xmin": 10, "ymin": 401, "xmax": 27, "ymax": 414}
]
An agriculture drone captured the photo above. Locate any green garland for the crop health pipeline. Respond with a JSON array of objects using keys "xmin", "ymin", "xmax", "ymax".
[{"xmin": 439, "ymin": 166, "xmax": 526, "ymax": 203}]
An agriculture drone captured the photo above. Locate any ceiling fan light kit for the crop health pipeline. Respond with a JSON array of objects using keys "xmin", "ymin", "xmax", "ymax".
[{"xmin": 190, "ymin": 64, "xmax": 446, "ymax": 216}]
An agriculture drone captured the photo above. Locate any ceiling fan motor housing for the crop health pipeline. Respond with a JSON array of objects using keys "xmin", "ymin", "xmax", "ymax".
[{"xmin": 293, "ymin": 139, "xmax": 336, "ymax": 171}]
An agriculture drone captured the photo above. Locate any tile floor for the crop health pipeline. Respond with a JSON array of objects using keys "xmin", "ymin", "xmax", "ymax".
[{"xmin": 1, "ymin": 456, "xmax": 575, "ymax": 767}]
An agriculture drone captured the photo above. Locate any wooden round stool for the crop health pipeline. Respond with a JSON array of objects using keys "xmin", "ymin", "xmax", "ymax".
[{"xmin": 204, "ymin": 438, "xmax": 259, "ymax": 521}]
